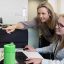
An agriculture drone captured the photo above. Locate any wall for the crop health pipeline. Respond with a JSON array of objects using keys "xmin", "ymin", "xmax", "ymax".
[
  {"xmin": 48, "ymin": 0, "xmax": 64, "ymax": 14},
  {"xmin": 59, "ymin": 0, "xmax": 64, "ymax": 14},
  {"xmin": 48, "ymin": 0, "xmax": 57, "ymax": 13},
  {"xmin": 0, "ymin": 0, "xmax": 28, "ymax": 24},
  {"xmin": 28, "ymin": 0, "xmax": 44, "ymax": 21},
  {"xmin": 28, "ymin": 28, "xmax": 39, "ymax": 48}
]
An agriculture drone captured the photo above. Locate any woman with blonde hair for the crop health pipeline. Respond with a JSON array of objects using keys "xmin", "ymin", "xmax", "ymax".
[
  {"xmin": 4, "ymin": 1, "xmax": 58, "ymax": 44},
  {"xmin": 25, "ymin": 14, "xmax": 64, "ymax": 64}
]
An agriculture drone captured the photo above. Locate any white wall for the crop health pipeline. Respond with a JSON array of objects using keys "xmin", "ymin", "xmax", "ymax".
[
  {"xmin": 48, "ymin": 0, "xmax": 64, "ymax": 14},
  {"xmin": 48, "ymin": 0, "xmax": 57, "ymax": 13},
  {"xmin": 28, "ymin": 28, "xmax": 39, "ymax": 48},
  {"xmin": 28, "ymin": 0, "xmax": 43, "ymax": 21},
  {"xmin": 0, "ymin": 0, "xmax": 28, "ymax": 24},
  {"xmin": 59, "ymin": 0, "xmax": 64, "ymax": 14}
]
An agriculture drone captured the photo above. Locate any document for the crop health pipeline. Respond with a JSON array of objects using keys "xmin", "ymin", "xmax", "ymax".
[{"xmin": 22, "ymin": 50, "xmax": 43, "ymax": 59}]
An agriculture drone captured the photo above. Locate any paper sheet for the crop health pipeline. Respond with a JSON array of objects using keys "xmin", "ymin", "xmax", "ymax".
[{"xmin": 22, "ymin": 50, "xmax": 43, "ymax": 59}]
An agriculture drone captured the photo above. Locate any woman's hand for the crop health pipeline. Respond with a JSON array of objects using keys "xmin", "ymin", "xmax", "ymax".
[
  {"xmin": 3, "ymin": 25, "xmax": 16, "ymax": 34},
  {"xmin": 25, "ymin": 58, "xmax": 42, "ymax": 64},
  {"xmin": 24, "ymin": 45, "xmax": 36, "ymax": 52},
  {"xmin": 2, "ymin": 23, "xmax": 24, "ymax": 34}
]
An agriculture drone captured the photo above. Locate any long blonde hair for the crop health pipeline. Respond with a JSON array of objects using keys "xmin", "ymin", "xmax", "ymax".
[
  {"xmin": 59, "ymin": 14, "xmax": 64, "ymax": 49},
  {"xmin": 37, "ymin": 1, "xmax": 58, "ymax": 29},
  {"xmin": 55, "ymin": 14, "xmax": 64, "ymax": 51}
]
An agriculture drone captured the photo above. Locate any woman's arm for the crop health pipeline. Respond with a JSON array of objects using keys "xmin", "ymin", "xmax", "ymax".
[
  {"xmin": 3, "ymin": 18, "xmax": 37, "ymax": 33},
  {"xmin": 36, "ymin": 43, "xmax": 54, "ymax": 53}
]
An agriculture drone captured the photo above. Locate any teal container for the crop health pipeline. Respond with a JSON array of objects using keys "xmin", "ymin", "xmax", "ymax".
[{"xmin": 4, "ymin": 43, "xmax": 15, "ymax": 64}]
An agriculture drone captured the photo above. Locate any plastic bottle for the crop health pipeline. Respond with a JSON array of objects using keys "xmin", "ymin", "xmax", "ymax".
[{"xmin": 4, "ymin": 43, "xmax": 15, "ymax": 64}]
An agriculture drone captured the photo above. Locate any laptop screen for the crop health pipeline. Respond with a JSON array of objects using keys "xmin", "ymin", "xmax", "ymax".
[{"xmin": 0, "ymin": 29, "xmax": 28, "ymax": 48}]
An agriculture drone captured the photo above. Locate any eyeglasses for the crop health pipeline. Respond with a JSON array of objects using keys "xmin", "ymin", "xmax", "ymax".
[{"xmin": 57, "ymin": 22, "xmax": 64, "ymax": 28}]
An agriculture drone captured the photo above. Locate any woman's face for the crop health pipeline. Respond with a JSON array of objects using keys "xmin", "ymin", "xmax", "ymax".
[
  {"xmin": 56, "ymin": 16, "xmax": 64, "ymax": 36},
  {"xmin": 37, "ymin": 7, "xmax": 50, "ymax": 23}
]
